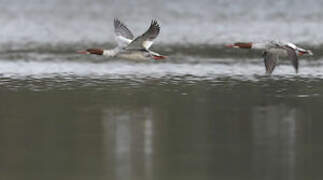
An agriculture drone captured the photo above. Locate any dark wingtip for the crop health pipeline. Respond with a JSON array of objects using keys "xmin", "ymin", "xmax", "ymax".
[
  {"xmin": 151, "ymin": 19, "xmax": 157, "ymax": 24},
  {"xmin": 114, "ymin": 18, "xmax": 122, "ymax": 27},
  {"xmin": 114, "ymin": 18, "xmax": 119, "ymax": 25},
  {"xmin": 151, "ymin": 19, "xmax": 160, "ymax": 28}
]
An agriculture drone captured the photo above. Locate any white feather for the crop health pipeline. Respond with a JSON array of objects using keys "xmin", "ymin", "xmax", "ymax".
[
  {"xmin": 115, "ymin": 35, "xmax": 132, "ymax": 48},
  {"xmin": 143, "ymin": 40, "xmax": 154, "ymax": 50},
  {"xmin": 103, "ymin": 48, "xmax": 119, "ymax": 57}
]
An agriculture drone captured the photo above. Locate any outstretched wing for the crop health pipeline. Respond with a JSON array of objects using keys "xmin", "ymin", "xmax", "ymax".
[
  {"xmin": 263, "ymin": 51, "xmax": 279, "ymax": 74},
  {"xmin": 114, "ymin": 18, "xmax": 134, "ymax": 48},
  {"xmin": 126, "ymin": 20, "xmax": 160, "ymax": 50},
  {"xmin": 283, "ymin": 46, "xmax": 299, "ymax": 73}
]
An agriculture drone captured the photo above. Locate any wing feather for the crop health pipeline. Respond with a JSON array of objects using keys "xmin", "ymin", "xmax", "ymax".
[
  {"xmin": 263, "ymin": 51, "xmax": 278, "ymax": 74},
  {"xmin": 126, "ymin": 20, "xmax": 160, "ymax": 50},
  {"xmin": 114, "ymin": 18, "xmax": 134, "ymax": 47},
  {"xmin": 283, "ymin": 46, "xmax": 299, "ymax": 73}
]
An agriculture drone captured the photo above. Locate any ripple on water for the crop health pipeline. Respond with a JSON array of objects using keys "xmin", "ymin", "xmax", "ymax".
[{"xmin": 0, "ymin": 59, "xmax": 323, "ymax": 80}]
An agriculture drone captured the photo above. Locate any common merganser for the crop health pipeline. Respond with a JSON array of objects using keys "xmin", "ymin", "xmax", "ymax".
[
  {"xmin": 77, "ymin": 19, "xmax": 166, "ymax": 61},
  {"xmin": 226, "ymin": 41, "xmax": 313, "ymax": 74}
]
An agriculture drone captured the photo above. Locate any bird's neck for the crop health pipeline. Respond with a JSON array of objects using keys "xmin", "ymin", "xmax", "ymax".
[
  {"xmin": 251, "ymin": 42, "xmax": 268, "ymax": 49},
  {"xmin": 103, "ymin": 48, "xmax": 119, "ymax": 57}
]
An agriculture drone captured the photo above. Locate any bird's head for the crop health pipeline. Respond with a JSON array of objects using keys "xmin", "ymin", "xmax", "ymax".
[
  {"xmin": 226, "ymin": 42, "xmax": 252, "ymax": 49},
  {"xmin": 77, "ymin": 48, "xmax": 104, "ymax": 55},
  {"xmin": 297, "ymin": 49, "xmax": 313, "ymax": 56}
]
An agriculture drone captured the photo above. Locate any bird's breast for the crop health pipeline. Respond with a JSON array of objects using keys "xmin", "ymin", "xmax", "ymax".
[{"xmin": 117, "ymin": 51, "xmax": 151, "ymax": 61}]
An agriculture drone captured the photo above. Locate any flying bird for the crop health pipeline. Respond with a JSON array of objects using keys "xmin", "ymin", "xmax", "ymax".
[
  {"xmin": 78, "ymin": 18, "xmax": 166, "ymax": 61},
  {"xmin": 226, "ymin": 41, "xmax": 313, "ymax": 74}
]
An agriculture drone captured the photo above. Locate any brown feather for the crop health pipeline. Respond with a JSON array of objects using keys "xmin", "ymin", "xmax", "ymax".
[
  {"xmin": 86, "ymin": 48, "xmax": 104, "ymax": 55},
  {"xmin": 234, "ymin": 42, "xmax": 252, "ymax": 49}
]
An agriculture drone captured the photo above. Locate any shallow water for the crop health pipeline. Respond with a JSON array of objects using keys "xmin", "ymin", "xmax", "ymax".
[{"xmin": 1, "ymin": 0, "xmax": 323, "ymax": 179}]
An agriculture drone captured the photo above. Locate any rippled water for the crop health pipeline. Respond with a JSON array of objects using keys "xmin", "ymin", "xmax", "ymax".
[
  {"xmin": 0, "ymin": 59, "xmax": 322, "ymax": 79},
  {"xmin": 1, "ymin": 0, "xmax": 323, "ymax": 180}
]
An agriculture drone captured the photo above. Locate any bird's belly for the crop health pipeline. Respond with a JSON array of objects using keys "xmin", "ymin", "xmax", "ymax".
[{"xmin": 117, "ymin": 52, "xmax": 151, "ymax": 61}]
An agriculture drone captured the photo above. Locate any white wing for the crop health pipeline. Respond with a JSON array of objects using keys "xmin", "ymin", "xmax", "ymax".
[
  {"xmin": 114, "ymin": 18, "xmax": 134, "ymax": 48},
  {"xmin": 126, "ymin": 20, "xmax": 160, "ymax": 50}
]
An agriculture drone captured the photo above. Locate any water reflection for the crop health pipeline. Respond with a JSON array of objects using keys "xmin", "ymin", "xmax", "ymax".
[
  {"xmin": 102, "ymin": 108, "xmax": 154, "ymax": 180},
  {"xmin": 252, "ymin": 105, "xmax": 306, "ymax": 180},
  {"xmin": 0, "ymin": 78, "xmax": 323, "ymax": 180}
]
